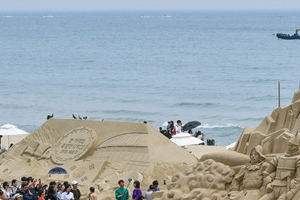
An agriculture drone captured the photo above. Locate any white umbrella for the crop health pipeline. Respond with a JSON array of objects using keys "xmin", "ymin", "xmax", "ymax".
[
  {"xmin": 0, "ymin": 124, "xmax": 28, "ymax": 148},
  {"xmin": 171, "ymin": 133, "xmax": 204, "ymax": 146}
]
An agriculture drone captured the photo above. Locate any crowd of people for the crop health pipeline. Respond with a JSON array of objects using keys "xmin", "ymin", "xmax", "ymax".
[
  {"xmin": 0, "ymin": 177, "xmax": 97, "ymax": 200},
  {"xmin": 159, "ymin": 120, "xmax": 205, "ymax": 142},
  {"xmin": 115, "ymin": 180, "xmax": 160, "ymax": 200}
]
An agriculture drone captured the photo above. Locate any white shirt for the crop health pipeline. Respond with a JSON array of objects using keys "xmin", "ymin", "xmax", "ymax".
[
  {"xmin": 175, "ymin": 124, "xmax": 182, "ymax": 133},
  {"xmin": 2, "ymin": 189, "xmax": 11, "ymax": 199},
  {"xmin": 145, "ymin": 191, "xmax": 153, "ymax": 200},
  {"xmin": 61, "ymin": 192, "xmax": 74, "ymax": 200}
]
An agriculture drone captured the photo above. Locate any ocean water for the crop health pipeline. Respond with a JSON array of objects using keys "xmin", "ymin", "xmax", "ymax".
[{"xmin": 1, "ymin": 11, "xmax": 300, "ymax": 146}]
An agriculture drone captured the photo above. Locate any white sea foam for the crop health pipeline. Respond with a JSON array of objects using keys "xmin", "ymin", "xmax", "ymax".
[
  {"xmin": 200, "ymin": 123, "xmax": 242, "ymax": 129},
  {"xmin": 3, "ymin": 15, "xmax": 14, "ymax": 18},
  {"xmin": 43, "ymin": 15, "xmax": 54, "ymax": 18}
]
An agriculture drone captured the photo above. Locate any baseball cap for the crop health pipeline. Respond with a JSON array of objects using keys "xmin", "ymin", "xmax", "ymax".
[{"xmin": 72, "ymin": 181, "xmax": 78, "ymax": 185}]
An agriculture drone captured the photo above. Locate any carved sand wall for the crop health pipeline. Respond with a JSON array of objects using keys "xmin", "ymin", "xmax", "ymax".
[
  {"xmin": 234, "ymin": 90, "xmax": 300, "ymax": 156},
  {"xmin": 0, "ymin": 120, "xmax": 197, "ymax": 199}
]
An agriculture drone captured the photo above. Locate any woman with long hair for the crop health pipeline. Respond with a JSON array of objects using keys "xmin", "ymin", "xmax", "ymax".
[
  {"xmin": 46, "ymin": 185, "xmax": 57, "ymax": 200},
  {"xmin": 38, "ymin": 189, "xmax": 46, "ymax": 200}
]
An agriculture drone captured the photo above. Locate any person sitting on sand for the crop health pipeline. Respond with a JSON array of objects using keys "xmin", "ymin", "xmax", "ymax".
[{"xmin": 115, "ymin": 180, "xmax": 129, "ymax": 200}]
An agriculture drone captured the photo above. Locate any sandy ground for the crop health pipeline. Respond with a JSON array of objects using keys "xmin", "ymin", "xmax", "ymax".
[
  {"xmin": 185, "ymin": 145, "xmax": 227, "ymax": 159},
  {"xmin": 0, "ymin": 134, "xmax": 28, "ymax": 150}
]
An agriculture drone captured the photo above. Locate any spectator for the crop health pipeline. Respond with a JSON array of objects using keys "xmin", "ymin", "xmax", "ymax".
[
  {"xmin": 61, "ymin": 184, "xmax": 73, "ymax": 200},
  {"xmin": 169, "ymin": 121, "xmax": 175, "ymax": 135},
  {"xmin": 28, "ymin": 180, "xmax": 38, "ymax": 200},
  {"xmin": 71, "ymin": 181, "xmax": 80, "ymax": 200},
  {"xmin": 19, "ymin": 183, "xmax": 32, "ymax": 200},
  {"xmin": 175, "ymin": 120, "xmax": 182, "ymax": 134},
  {"xmin": 152, "ymin": 180, "xmax": 160, "ymax": 192},
  {"xmin": 145, "ymin": 185, "xmax": 154, "ymax": 200},
  {"xmin": 159, "ymin": 127, "xmax": 163, "ymax": 133},
  {"xmin": 18, "ymin": 177, "xmax": 28, "ymax": 190},
  {"xmin": 46, "ymin": 185, "xmax": 56, "ymax": 200},
  {"xmin": 37, "ymin": 189, "xmax": 45, "ymax": 200},
  {"xmin": 137, "ymin": 196, "xmax": 145, "ymax": 200},
  {"xmin": 132, "ymin": 181, "xmax": 142, "ymax": 200},
  {"xmin": 89, "ymin": 187, "xmax": 97, "ymax": 200},
  {"xmin": 9, "ymin": 179, "xmax": 18, "ymax": 198},
  {"xmin": 195, "ymin": 131, "xmax": 205, "ymax": 141},
  {"xmin": 56, "ymin": 184, "xmax": 65, "ymax": 200},
  {"xmin": 13, "ymin": 194, "xmax": 22, "ymax": 200},
  {"xmin": 115, "ymin": 180, "xmax": 129, "ymax": 200},
  {"xmin": 2, "ymin": 182, "xmax": 11, "ymax": 200}
]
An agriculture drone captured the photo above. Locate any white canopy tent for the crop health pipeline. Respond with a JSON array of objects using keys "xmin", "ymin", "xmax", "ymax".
[
  {"xmin": 0, "ymin": 124, "xmax": 29, "ymax": 149},
  {"xmin": 171, "ymin": 133, "xmax": 204, "ymax": 146}
]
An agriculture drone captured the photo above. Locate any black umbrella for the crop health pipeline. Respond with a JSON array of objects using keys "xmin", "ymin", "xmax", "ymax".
[
  {"xmin": 48, "ymin": 167, "xmax": 68, "ymax": 175},
  {"xmin": 182, "ymin": 121, "xmax": 201, "ymax": 132}
]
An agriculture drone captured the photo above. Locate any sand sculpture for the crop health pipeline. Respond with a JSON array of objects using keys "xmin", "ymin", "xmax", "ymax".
[
  {"xmin": 0, "ymin": 120, "xmax": 197, "ymax": 199},
  {"xmin": 151, "ymin": 159, "xmax": 235, "ymax": 200},
  {"xmin": 152, "ymin": 89, "xmax": 300, "ymax": 200},
  {"xmin": 234, "ymin": 89, "xmax": 300, "ymax": 156},
  {"xmin": 2, "ymin": 90, "xmax": 300, "ymax": 200}
]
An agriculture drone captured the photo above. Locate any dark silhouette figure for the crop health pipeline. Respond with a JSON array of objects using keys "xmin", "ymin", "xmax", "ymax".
[
  {"xmin": 83, "ymin": 116, "xmax": 88, "ymax": 120},
  {"xmin": 47, "ymin": 114, "xmax": 54, "ymax": 120},
  {"xmin": 72, "ymin": 114, "xmax": 77, "ymax": 119},
  {"xmin": 78, "ymin": 115, "xmax": 82, "ymax": 120}
]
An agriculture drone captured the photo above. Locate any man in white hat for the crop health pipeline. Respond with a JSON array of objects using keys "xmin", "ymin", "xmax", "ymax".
[
  {"xmin": 71, "ymin": 181, "xmax": 81, "ymax": 200},
  {"xmin": 260, "ymin": 133, "xmax": 300, "ymax": 200}
]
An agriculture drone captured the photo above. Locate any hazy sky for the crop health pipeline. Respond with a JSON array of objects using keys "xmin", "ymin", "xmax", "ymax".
[{"xmin": 1, "ymin": 0, "xmax": 300, "ymax": 11}]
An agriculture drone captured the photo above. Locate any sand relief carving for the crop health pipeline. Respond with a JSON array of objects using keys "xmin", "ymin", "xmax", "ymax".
[
  {"xmin": 259, "ymin": 133, "xmax": 300, "ymax": 200},
  {"xmin": 229, "ymin": 145, "xmax": 269, "ymax": 200},
  {"xmin": 152, "ymin": 159, "xmax": 235, "ymax": 200},
  {"xmin": 51, "ymin": 127, "xmax": 97, "ymax": 164}
]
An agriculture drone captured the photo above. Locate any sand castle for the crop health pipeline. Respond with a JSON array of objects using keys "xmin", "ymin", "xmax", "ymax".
[{"xmin": 2, "ymin": 90, "xmax": 300, "ymax": 200}]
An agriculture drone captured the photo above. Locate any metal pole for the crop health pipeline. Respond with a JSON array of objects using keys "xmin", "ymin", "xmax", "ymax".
[{"xmin": 278, "ymin": 81, "xmax": 281, "ymax": 108}]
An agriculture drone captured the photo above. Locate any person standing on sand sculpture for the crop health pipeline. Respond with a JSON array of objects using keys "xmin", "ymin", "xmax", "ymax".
[
  {"xmin": 229, "ymin": 145, "xmax": 269, "ymax": 200},
  {"xmin": 259, "ymin": 133, "xmax": 300, "ymax": 200}
]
